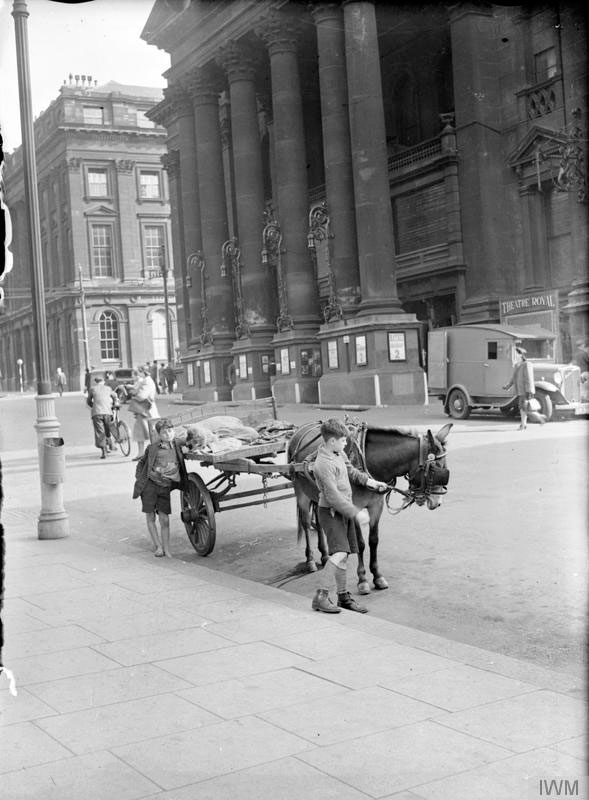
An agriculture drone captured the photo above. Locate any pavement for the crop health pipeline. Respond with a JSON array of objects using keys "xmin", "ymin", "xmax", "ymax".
[{"xmin": 0, "ymin": 398, "xmax": 587, "ymax": 800}]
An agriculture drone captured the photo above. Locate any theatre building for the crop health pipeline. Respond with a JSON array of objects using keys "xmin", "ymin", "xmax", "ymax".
[
  {"xmin": 141, "ymin": 0, "xmax": 587, "ymax": 405},
  {"xmin": 1, "ymin": 78, "xmax": 177, "ymax": 392}
]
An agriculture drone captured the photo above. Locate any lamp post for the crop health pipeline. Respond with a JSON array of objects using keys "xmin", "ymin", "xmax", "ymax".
[
  {"xmin": 160, "ymin": 244, "xmax": 173, "ymax": 364},
  {"xmin": 16, "ymin": 357, "xmax": 24, "ymax": 393},
  {"xmin": 78, "ymin": 265, "xmax": 90, "ymax": 371},
  {"xmin": 12, "ymin": 0, "xmax": 69, "ymax": 538}
]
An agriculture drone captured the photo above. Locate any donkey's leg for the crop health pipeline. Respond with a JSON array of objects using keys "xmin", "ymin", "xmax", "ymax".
[
  {"xmin": 311, "ymin": 502, "xmax": 329, "ymax": 566},
  {"xmin": 368, "ymin": 513, "xmax": 389, "ymax": 590},
  {"xmin": 297, "ymin": 494, "xmax": 317, "ymax": 573}
]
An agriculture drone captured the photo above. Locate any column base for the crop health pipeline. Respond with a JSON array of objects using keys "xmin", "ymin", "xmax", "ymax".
[
  {"xmin": 317, "ymin": 314, "xmax": 425, "ymax": 406},
  {"xmin": 271, "ymin": 328, "xmax": 321, "ymax": 404},
  {"xmin": 230, "ymin": 337, "xmax": 274, "ymax": 400},
  {"xmin": 185, "ymin": 343, "xmax": 234, "ymax": 402},
  {"xmin": 38, "ymin": 509, "xmax": 70, "ymax": 540}
]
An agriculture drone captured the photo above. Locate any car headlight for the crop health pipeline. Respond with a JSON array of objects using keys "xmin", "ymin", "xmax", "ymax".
[{"xmin": 553, "ymin": 372, "xmax": 562, "ymax": 386}]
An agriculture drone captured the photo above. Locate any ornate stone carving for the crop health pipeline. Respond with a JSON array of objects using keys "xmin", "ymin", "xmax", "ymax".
[
  {"xmin": 161, "ymin": 150, "xmax": 180, "ymax": 179},
  {"xmin": 67, "ymin": 157, "xmax": 81, "ymax": 172},
  {"xmin": 256, "ymin": 9, "xmax": 302, "ymax": 55},
  {"xmin": 188, "ymin": 251, "xmax": 214, "ymax": 345},
  {"xmin": 163, "ymin": 84, "xmax": 193, "ymax": 119},
  {"xmin": 261, "ymin": 204, "xmax": 292, "ymax": 332},
  {"xmin": 181, "ymin": 65, "xmax": 224, "ymax": 107},
  {"xmin": 217, "ymin": 40, "xmax": 261, "ymax": 83},
  {"xmin": 219, "ymin": 116, "xmax": 232, "ymax": 149},
  {"xmin": 308, "ymin": 201, "xmax": 343, "ymax": 323},
  {"xmin": 221, "ymin": 237, "xmax": 249, "ymax": 339},
  {"xmin": 116, "ymin": 159, "xmax": 135, "ymax": 173}
]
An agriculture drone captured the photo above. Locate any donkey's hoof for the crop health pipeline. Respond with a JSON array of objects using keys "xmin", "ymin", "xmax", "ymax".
[
  {"xmin": 373, "ymin": 577, "xmax": 389, "ymax": 590},
  {"xmin": 357, "ymin": 581, "xmax": 371, "ymax": 595},
  {"xmin": 307, "ymin": 561, "xmax": 318, "ymax": 573}
]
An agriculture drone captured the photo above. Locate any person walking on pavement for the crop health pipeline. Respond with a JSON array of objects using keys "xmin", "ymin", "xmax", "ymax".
[
  {"xmin": 150, "ymin": 360, "xmax": 161, "ymax": 394},
  {"xmin": 87, "ymin": 376, "xmax": 118, "ymax": 458},
  {"xmin": 84, "ymin": 366, "xmax": 94, "ymax": 395},
  {"xmin": 503, "ymin": 346, "xmax": 546, "ymax": 430},
  {"xmin": 163, "ymin": 363, "xmax": 176, "ymax": 394},
  {"xmin": 55, "ymin": 367, "xmax": 67, "ymax": 396},
  {"xmin": 132, "ymin": 418, "xmax": 188, "ymax": 558},
  {"xmin": 129, "ymin": 366, "xmax": 159, "ymax": 461},
  {"xmin": 311, "ymin": 418, "xmax": 388, "ymax": 614}
]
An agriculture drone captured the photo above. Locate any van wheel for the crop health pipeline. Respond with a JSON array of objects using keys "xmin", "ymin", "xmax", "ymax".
[
  {"xmin": 536, "ymin": 391, "xmax": 553, "ymax": 421},
  {"xmin": 447, "ymin": 389, "xmax": 470, "ymax": 420}
]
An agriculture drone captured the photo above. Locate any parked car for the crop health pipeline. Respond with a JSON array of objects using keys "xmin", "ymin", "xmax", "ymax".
[
  {"xmin": 428, "ymin": 323, "xmax": 589, "ymax": 421},
  {"xmin": 91, "ymin": 368, "xmax": 135, "ymax": 404}
]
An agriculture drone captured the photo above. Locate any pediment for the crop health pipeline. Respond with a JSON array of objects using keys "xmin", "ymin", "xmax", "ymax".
[
  {"xmin": 507, "ymin": 125, "xmax": 568, "ymax": 169},
  {"xmin": 83, "ymin": 205, "xmax": 118, "ymax": 217}
]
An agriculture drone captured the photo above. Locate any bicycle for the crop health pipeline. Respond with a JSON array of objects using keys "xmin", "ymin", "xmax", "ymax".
[{"xmin": 110, "ymin": 405, "xmax": 131, "ymax": 457}]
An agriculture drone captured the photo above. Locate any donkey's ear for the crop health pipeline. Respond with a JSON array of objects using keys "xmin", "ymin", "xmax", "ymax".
[
  {"xmin": 427, "ymin": 430, "xmax": 436, "ymax": 450},
  {"xmin": 436, "ymin": 423, "xmax": 453, "ymax": 443}
]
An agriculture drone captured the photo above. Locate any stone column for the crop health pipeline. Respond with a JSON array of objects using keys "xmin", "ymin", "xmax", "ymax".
[
  {"xmin": 184, "ymin": 66, "xmax": 234, "ymax": 400},
  {"xmin": 343, "ymin": 0, "xmax": 401, "ymax": 313},
  {"xmin": 162, "ymin": 85, "xmax": 203, "ymax": 347},
  {"xmin": 259, "ymin": 11, "xmax": 320, "ymax": 332},
  {"xmin": 114, "ymin": 158, "xmax": 139, "ymax": 280},
  {"xmin": 312, "ymin": 2, "xmax": 360, "ymax": 314},
  {"xmin": 217, "ymin": 40, "xmax": 276, "ymax": 399},
  {"xmin": 519, "ymin": 185, "xmax": 547, "ymax": 291},
  {"xmin": 161, "ymin": 149, "xmax": 190, "ymax": 350}
]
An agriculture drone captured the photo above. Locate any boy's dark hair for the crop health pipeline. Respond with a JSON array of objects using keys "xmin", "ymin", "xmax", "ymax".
[{"xmin": 320, "ymin": 418, "xmax": 349, "ymax": 441}]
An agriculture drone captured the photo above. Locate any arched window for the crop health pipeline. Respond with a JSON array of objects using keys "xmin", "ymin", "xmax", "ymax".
[
  {"xmin": 99, "ymin": 311, "xmax": 120, "ymax": 360},
  {"xmin": 151, "ymin": 309, "xmax": 168, "ymax": 361}
]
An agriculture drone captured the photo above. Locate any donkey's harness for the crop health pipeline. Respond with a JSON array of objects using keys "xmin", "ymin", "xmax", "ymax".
[{"xmin": 346, "ymin": 422, "xmax": 449, "ymax": 515}]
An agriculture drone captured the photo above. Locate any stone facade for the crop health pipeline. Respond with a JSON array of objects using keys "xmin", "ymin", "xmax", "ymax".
[
  {"xmin": 1, "ymin": 79, "xmax": 178, "ymax": 392},
  {"xmin": 141, "ymin": 1, "xmax": 587, "ymax": 404}
]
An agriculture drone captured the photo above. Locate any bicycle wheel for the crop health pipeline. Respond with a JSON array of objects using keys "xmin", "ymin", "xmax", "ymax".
[{"xmin": 116, "ymin": 420, "xmax": 131, "ymax": 456}]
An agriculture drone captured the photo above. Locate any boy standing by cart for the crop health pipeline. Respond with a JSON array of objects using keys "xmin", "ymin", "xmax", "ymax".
[
  {"xmin": 311, "ymin": 418, "xmax": 388, "ymax": 614},
  {"xmin": 133, "ymin": 418, "xmax": 188, "ymax": 558}
]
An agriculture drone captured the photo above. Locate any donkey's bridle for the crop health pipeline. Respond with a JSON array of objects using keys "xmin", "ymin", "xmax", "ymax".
[{"xmin": 346, "ymin": 422, "xmax": 449, "ymax": 514}]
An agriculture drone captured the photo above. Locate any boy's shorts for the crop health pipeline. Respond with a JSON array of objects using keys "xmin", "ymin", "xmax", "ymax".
[
  {"xmin": 141, "ymin": 479, "xmax": 172, "ymax": 515},
  {"xmin": 318, "ymin": 507, "xmax": 358, "ymax": 555}
]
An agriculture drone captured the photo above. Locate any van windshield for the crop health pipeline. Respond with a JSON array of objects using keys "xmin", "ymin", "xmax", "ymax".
[{"xmin": 519, "ymin": 338, "xmax": 555, "ymax": 360}]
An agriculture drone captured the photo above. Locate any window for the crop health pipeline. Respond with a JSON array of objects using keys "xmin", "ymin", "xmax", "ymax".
[
  {"xmin": 143, "ymin": 225, "xmax": 165, "ymax": 272},
  {"xmin": 91, "ymin": 224, "xmax": 114, "ymax": 277},
  {"xmin": 87, "ymin": 168, "xmax": 108, "ymax": 197},
  {"xmin": 487, "ymin": 342, "xmax": 498, "ymax": 360},
  {"xmin": 83, "ymin": 106, "xmax": 104, "ymax": 125},
  {"xmin": 534, "ymin": 47, "xmax": 557, "ymax": 83},
  {"xmin": 139, "ymin": 171, "xmax": 161, "ymax": 199},
  {"xmin": 151, "ymin": 310, "xmax": 168, "ymax": 361},
  {"xmin": 99, "ymin": 311, "xmax": 120, "ymax": 360}
]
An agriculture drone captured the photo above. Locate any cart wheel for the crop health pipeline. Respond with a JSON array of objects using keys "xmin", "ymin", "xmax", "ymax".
[
  {"xmin": 116, "ymin": 420, "xmax": 131, "ymax": 456},
  {"xmin": 181, "ymin": 473, "xmax": 216, "ymax": 556}
]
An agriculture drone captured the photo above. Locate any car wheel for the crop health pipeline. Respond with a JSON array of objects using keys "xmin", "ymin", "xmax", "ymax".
[
  {"xmin": 536, "ymin": 391, "xmax": 553, "ymax": 421},
  {"xmin": 447, "ymin": 388, "xmax": 471, "ymax": 420}
]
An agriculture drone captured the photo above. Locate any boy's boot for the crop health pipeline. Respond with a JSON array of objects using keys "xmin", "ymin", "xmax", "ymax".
[
  {"xmin": 312, "ymin": 589, "xmax": 341, "ymax": 613},
  {"xmin": 337, "ymin": 591, "xmax": 368, "ymax": 613}
]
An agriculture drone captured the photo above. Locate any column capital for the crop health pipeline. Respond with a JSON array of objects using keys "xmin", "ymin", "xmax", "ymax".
[
  {"xmin": 256, "ymin": 9, "xmax": 302, "ymax": 55},
  {"xmin": 66, "ymin": 157, "xmax": 81, "ymax": 172},
  {"xmin": 161, "ymin": 83, "xmax": 193, "ymax": 120},
  {"xmin": 161, "ymin": 149, "xmax": 180, "ymax": 179},
  {"xmin": 217, "ymin": 40, "xmax": 261, "ymax": 83},
  {"xmin": 115, "ymin": 159, "xmax": 135, "ymax": 174},
  {"xmin": 309, "ymin": 2, "xmax": 342, "ymax": 25},
  {"xmin": 181, "ymin": 65, "xmax": 225, "ymax": 106}
]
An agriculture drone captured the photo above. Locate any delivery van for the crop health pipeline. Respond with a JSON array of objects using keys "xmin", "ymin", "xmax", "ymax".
[{"xmin": 427, "ymin": 323, "xmax": 588, "ymax": 420}]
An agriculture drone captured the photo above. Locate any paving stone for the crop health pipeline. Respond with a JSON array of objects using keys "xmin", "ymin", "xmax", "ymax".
[
  {"xmin": 0, "ymin": 750, "xmax": 159, "ymax": 800},
  {"xmin": 4, "ymin": 624, "xmax": 106, "ymax": 660},
  {"xmin": 436, "ymin": 690, "xmax": 586, "ymax": 752},
  {"xmin": 269, "ymin": 626, "xmax": 392, "ymax": 662},
  {"xmin": 26, "ymin": 663, "xmax": 193, "ymax": 713},
  {"xmin": 9, "ymin": 646, "xmax": 120, "ymax": 685},
  {"xmin": 0, "ymin": 687, "xmax": 58, "ymax": 726},
  {"xmin": 139, "ymin": 756, "xmax": 374, "ymax": 800},
  {"xmin": 392, "ymin": 664, "xmax": 537, "ymax": 711},
  {"xmin": 77, "ymin": 608, "xmax": 207, "ymax": 641},
  {"xmin": 206, "ymin": 608, "xmax": 339, "ymax": 645},
  {"xmin": 140, "ymin": 584, "xmax": 249, "ymax": 611},
  {"xmin": 93, "ymin": 625, "xmax": 231, "ymax": 666},
  {"xmin": 155, "ymin": 640, "xmax": 311, "ymax": 685},
  {"xmin": 174, "ymin": 595, "xmax": 282, "ymax": 623},
  {"xmin": 3, "ymin": 564, "xmax": 93, "ymax": 598},
  {"xmin": 1, "ymin": 612, "xmax": 50, "ymax": 635},
  {"xmin": 550, "ymin": 735, "xmax": 588, "ymax": 762},
  {"xmin": 177, "ymin": 667, "xmax": 348, "ymax": 719},
  {"xmin": 36, "ymin": 693, "xmax": 219, "ymax": 754},
  {"xmin": 259, "ymin": 686, "xmax": 447, "ymax": 746},
  {"xmin": 0, "ymin": 721, "xmax": 71, "ymax": 774},
  {"xmin": 408, "ymin": 746, "xmax": 587, "ymax": 800},
  {"xmin": 22, "ymin": 584, "xmax": 148, "ymax": 623},
  {"xmin": 299, "ymin": 642, "xmax": 458, "ymax": 689},
  {"xmin": 113, "ymin": 716, "xmax": 315, "ymax": 790},
  {"xmin": 299, "ymin": 719, "xmax": 512, "ymax": 797}
]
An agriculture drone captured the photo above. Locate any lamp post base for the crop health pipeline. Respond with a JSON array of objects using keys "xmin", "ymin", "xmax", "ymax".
[{"xmin": 34, "ymin": 393, "xmax": 69, "ymax": 540}]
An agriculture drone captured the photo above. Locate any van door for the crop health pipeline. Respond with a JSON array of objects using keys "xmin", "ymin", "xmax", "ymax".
[
  {"xmin": 427, "ymin": 330, "xmax": 447, "ymax": 393},
  {"xmin": 483, "ymin": 339, "xmax": 514, "ymax": 398}
]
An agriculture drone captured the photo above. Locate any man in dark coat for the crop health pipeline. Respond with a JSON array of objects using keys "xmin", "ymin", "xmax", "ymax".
[{"xmin": 133, "ymin": 418, "xmax": 189, "ymax": 557}]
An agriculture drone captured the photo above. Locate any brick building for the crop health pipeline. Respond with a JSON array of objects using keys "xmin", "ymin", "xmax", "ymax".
[
  {"xmin": 1, "ymin": 77, "xmax": 178, "ymax": 392},
  {"xmin": 141, "ymin": 0, "xmax": 587, "ymax": 405}
]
